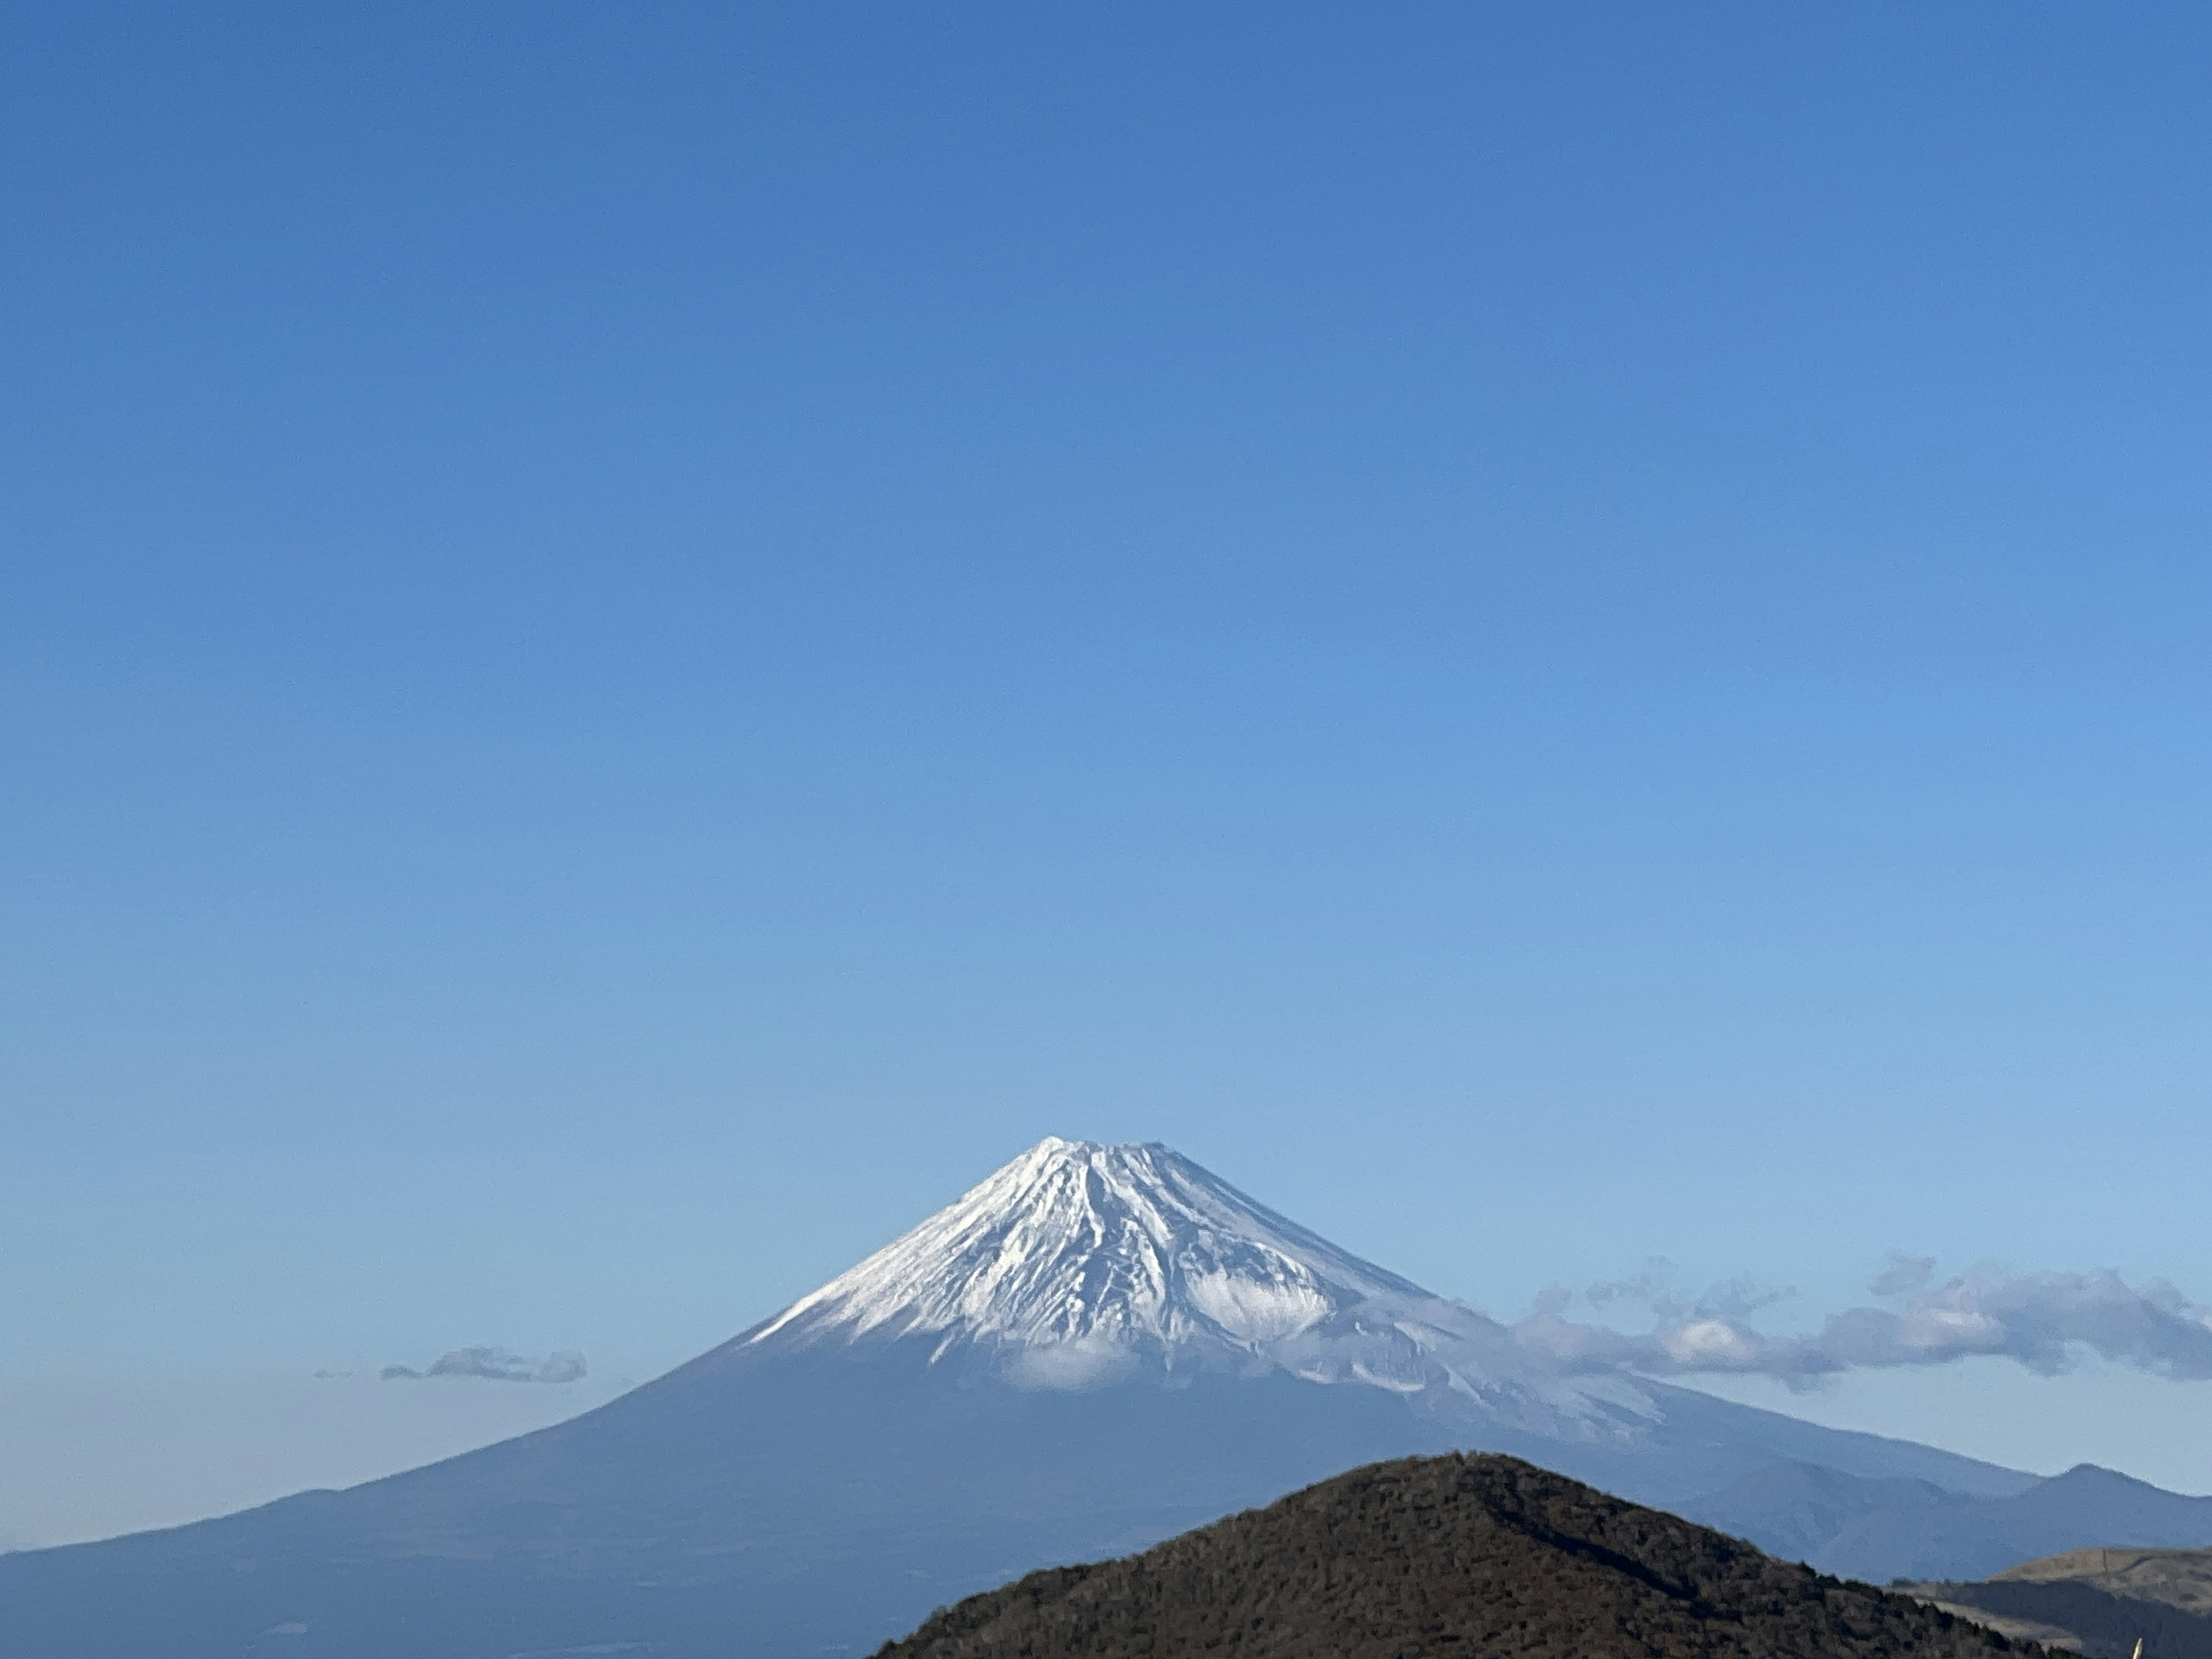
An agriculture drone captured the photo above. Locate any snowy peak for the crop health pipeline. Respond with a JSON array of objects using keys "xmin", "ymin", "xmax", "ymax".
[
  {"xmin": 754, "ymin": 1137, "xmax": 1431, "ymax": 1358},
  {"xmin": 747, "ymin": 1137, "xmax": 1656, "ymax": 1440}
]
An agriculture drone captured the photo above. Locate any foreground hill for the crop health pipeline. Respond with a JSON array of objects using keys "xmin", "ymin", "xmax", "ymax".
[
  {"xmin": 1914, "ymin": 1544, "xmax": 2212, "ymax": 1658},
  {"xmin": 880, "ymin": 1453, "xmax": 2047, "ymax": 1659}
]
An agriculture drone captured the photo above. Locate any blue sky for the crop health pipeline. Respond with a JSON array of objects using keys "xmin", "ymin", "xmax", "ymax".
[{"xmin": 6, "ymin": 4, "xmax": 2212, "ymax": 1546}]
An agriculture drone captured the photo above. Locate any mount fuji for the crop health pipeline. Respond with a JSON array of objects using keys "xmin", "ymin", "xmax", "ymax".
[{"xmin": 3, "ymin": 1137, "xmax": 2179, "ymax": 1658}]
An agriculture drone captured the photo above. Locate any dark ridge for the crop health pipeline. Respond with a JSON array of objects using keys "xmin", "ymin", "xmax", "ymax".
[
  {"xmin": 877, "ymin": 1453, "xmax": 2058, "ymax": 1659},
  {"xmin": 1922, "ymin": 1578, "xmax": 2212, "ymax": 1659}
]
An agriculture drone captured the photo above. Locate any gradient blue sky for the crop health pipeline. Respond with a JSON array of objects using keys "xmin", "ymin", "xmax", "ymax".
[{"xmin": 6, "ymin": 4, "xmax": 2212, "ymax": 1547}]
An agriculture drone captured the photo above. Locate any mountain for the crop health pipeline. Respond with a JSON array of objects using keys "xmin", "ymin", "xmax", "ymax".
[
  {"xmin": 878, "ymin": 1451, "xmax": 2054, "ymax": 1659},
  {"xmin": 1904, "ymin": 1542, "xmax": 2212, "ymax": 1659},
  {"xmin": 746, "ymin": 1134, "xmax": 1669, "ymax": 1441},
  {"xmin": 1673, "ymin": 1460, "xmax": 1961, "ymax": 1563},
  {"xmin": 1685, "ymin": 1461, "xmax": 2212, "ymax": 1584},
  {"xmin": 0, "ymin": 1135, "xmax": 2169, "ymax": 1659},
  {"xmin": 1997, "ymin": 1542, "xmax": 2212, "ymax": 1616}
]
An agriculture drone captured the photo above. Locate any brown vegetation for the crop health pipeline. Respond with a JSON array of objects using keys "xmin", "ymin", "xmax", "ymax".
[{"xmin": 877, "ymin": 1453, "xmax": 2057, "ymax": 1658}]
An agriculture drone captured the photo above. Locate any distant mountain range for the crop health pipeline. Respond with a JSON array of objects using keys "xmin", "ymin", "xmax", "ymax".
[
  {"xmin": 6, "ymin": 1137, "xmax": 2207, "ymax": 1658},
  {"xmin": 1683, "ymin": 1460, "xmax": 2212, "ymax": 1584}
]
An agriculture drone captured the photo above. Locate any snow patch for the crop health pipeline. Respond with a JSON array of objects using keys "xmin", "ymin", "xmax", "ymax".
[{"xmin": 1181, "ymin": 1269, "xmax": 1330, "ymax": 1343}]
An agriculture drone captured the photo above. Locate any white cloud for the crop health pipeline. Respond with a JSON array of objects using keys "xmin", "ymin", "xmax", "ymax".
[
  {"xmin": 1003, "ymin": 1335, "xmax": 1139, "ymax": 1391},
  {"xmin": 1513, "ymin": 1263, "xmax": 2212, "ymax": 1387}
]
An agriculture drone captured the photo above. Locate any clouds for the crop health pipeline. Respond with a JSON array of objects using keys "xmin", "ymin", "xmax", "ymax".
[
  {"xmin": 1513, "ymin": 1260, "xmax": 2212, "ymax": 1387},
  {"xmin": 1870, "ymin": 1254, "xmax": 1937, "ymax": 1297},
  {"xmin": 1005, "ymin": 1335, "xmax": 1139, "ymax": 1392},
  {"xmin": 379, "ymin": 1347, "xmax": 586, "ymax": 1384}
]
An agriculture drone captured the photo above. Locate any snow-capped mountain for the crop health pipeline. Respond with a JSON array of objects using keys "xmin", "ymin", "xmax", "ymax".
[
  {"xmin": 5, "ymin": 1135, "xmax": 2139, "ymax": 1659},
  {"xmin": 759, "ymin": 1136, "xmax": 1404, "ymax": 1355},
  {"xmin": 756, "ymin": 1136, "xmax": 1654, "ymax": 1438}
]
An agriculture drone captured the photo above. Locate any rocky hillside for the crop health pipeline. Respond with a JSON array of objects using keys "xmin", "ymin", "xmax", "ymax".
[{"xmin": 877, "ymin": 1453, "xmax": 2056, "ymax": 1659}]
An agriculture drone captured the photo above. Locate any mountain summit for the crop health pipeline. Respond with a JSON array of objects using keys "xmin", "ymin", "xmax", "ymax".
[
  {"xmin": 759, "ymin": 1137, "xmax": 1415, "ymax": 1358},
  {"xmin": 0, "ymin": 1137, "xmax": 2094, "ymax": 1659},
  {"xmin": 753, "ymin": 1137, "xmax": 1619, "ymax": 1427}
]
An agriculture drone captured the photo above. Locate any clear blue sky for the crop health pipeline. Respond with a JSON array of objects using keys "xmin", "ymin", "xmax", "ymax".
[{"xmin": 6, "ymin": 4, "xmax": 2212, "ymax": 1546}]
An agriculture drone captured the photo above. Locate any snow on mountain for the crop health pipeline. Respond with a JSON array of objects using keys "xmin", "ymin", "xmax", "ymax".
[
  {"xmin": 754, "ymin": 1135, "xmax": 1658, "ymax": 1437},
  {"xmin": 755, "ymin": 1137, "xmax": 1406, "ymax": 1351}
]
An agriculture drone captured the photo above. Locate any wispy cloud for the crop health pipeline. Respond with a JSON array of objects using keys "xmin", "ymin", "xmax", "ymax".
[
  {"xmin": 1513, "ymin": 1261, "xmax": 2212, "ymax": 1387},
  {"xmin": 380, "ymin": 1346, "xmax": 586, "ymax": 1384},
  {"xmin": 1870, "ymin": 1253, "xmax": 1937, "ymax": 1297}
]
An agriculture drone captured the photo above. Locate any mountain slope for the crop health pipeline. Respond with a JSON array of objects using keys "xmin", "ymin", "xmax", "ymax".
[
  {"xmin": 880, "ymin": 1452, "xmax": 2052, "ymax": 1659},
  {"xmin": 1675, "ymin": 1460, "xmax": 1959, "ymax": 1562},
  {"xmin": 0, "ymin": 1136, "xmax": 2149, "ymax": 1659},
  {"xmin": 1686, "ymin": 1460, "xmax": 2212, "ymax": 1585},
  {"xmin": 1997, "ymin": 1541, "xmax": 2212, "ymax": 1613},
  {"xmin": 1905, "ymin": 1541, "xmax": 2212, "ymax": 1659}
]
